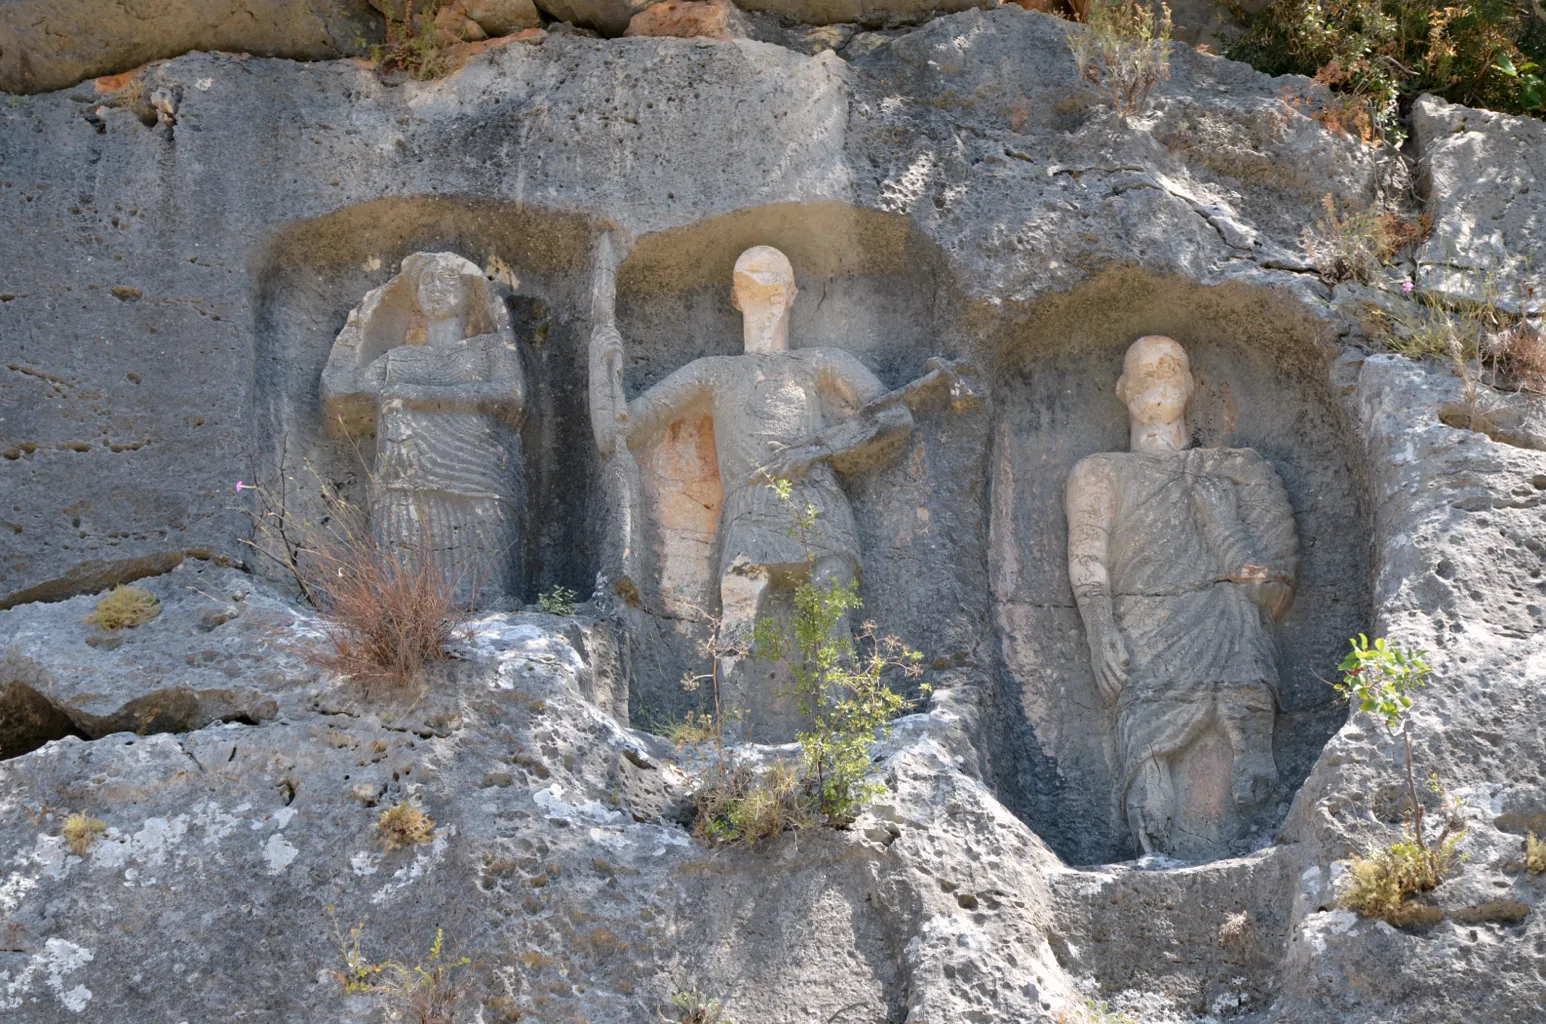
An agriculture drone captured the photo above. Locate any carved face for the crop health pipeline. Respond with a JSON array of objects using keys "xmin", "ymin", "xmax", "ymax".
[
  {"xmin": 1115, "ymin": 335, "xmax": 1193, "ymax": 426},
  {"xmin": 731, "ymin": 246, "xmax": 797, "ymax": 353},
  {"xmin": 417, "ymin": 264, "xmax": 469, "ymax": 324}
]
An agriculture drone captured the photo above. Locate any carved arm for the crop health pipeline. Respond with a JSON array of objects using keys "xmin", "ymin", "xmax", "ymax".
[{"xmin": 1066, "ymin": 458, "xmax": 1129, "ymax": 703}]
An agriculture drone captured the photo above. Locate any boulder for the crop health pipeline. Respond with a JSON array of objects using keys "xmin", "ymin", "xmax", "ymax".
[
  {"xmin": 625, "ymin": 0, "xmax": 735, "ymax": 39},
  {"xmin": 1411, "ymin": 93, "xmax": 1546, "ymax": 314},
  {"xmin": 533, "ymin": 0, "xmax": 655, "ymax": 34},
  {"xmin": 0, "ymin": 0, "xmax": 380, "ymax": 94}
]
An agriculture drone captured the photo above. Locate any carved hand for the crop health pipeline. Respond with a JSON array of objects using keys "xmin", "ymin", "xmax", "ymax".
[
  {"xmin": 760, "ymin": 442, "xmax": 822, "ymax": 482},
  {"xmin": 1089, "ymin": 625, "xmax": 1129, "ymax": 704}
]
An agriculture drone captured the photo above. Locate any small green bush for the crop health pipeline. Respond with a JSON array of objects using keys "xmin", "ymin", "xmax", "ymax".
[
  {"xmin": 1331, "ymin": 635, "xmax": 1468, "ymax": 922},
  {"xmin": 662, "ymin": 987, "xmax": 732, "ymax": 1024},
  {"xmin": 753, "ymin": 479, "xmax": 926, "ymax": 826},
  {"xmin": 82, "ymin": 586, "xmax": 161, "ymax": 629},
  {"xmin": 536, "ymin": 584, "xmax": 578, "ymax": 616},
  {"xmin": 1230, "ymin": 0, "xmax": 1546, "ymax": 131},
  {"xmin": 1342, "ymin": 825, "xmax": 1462, "ymax": 924}
]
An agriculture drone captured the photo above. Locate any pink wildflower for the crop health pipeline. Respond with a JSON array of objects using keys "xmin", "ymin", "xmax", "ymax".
[
  {"xmin": 235, "ymin": 481, "xmax": 246, "ymax": 492},
  {"xmin": 1402, "ymin": 281, "xmax": 1414, "ymax": 294}
]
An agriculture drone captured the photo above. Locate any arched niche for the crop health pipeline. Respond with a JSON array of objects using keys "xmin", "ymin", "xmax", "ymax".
[
  {"xmin": 987, "ymin": 269, "xmax": 1371, "ymax": 865},
  {"xmin": 610, "ymin": 202, "xmax": 985, "ymax": 731},
  {"xmin": 250, "ymin": 197, "xmax": 613, "ymax": 605}
]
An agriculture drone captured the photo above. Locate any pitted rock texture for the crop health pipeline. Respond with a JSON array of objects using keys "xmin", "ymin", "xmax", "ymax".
[
  {"xmin": 0, "ymin": 7, "xmax": 1543, "ymax": 1023},
  {"xmin": 1410, "ymin": 94, "xmax": 1546, "ymax": 314}
]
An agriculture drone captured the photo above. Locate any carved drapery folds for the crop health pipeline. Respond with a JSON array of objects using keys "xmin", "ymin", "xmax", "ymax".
[{"xmin": 321, "ymin": 252, "xmax": 528, "ymax": 603}]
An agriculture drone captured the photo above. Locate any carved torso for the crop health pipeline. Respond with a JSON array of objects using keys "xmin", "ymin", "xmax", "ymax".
[
  {"xmin": 372, "ymin": 335, "xmax": 522, "ymax": 502},
  {"xmin": 1074, "ymin": 447, "xmax": 1297, "ymax": 700}
]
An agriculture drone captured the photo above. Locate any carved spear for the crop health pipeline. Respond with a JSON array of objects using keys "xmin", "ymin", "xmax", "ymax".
[{"xmin": 587, "ymin": 232, "xmax": 645, "ymax": 605}]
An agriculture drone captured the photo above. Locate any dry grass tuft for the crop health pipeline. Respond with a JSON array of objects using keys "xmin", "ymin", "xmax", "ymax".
[
  {"xmin": 377, "ymin": 800, "xmax": 436, "ymax": 851},
  {"xmin": 238, "ymin": 465, "xmax": 473, "ymax": 689},
  {"xmin": 1526, "ymin": 831, "xmax": 1546, "ymax": 873},
  {"xmin": 1304, "ymin": 194, "xmax": 1429, "ymax": 284},
  {"xmin": 61, "ymin": 813, "xmax": 107, "ymax": 856},
  {"xmin": 82, "ymin": 586, "xmax": 161, "ymax": 630},
  {"xmin": 1066, "ymin": 0, "xmax": 1173, "ymax": 123},
  {"xmin": 694, "ymin": 759, "xmax": 815, "ymax": 845}
]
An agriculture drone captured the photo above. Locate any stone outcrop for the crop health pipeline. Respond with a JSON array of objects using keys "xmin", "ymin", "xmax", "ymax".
[
  {"xmin": 1411, "ymin": 94, "xmax": 1546, "ymax": 313},
  {"xmin": 0, "ymin": 0, "xmax": 381, "ymax": 94},
  {"xmin": 0, "ymin": 8, "xmax": 1543, "ymax": 1023}
]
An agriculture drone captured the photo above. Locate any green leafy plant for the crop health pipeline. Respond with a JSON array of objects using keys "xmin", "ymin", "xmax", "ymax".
[
  {"xmin": 1331, "ymin": 635, "xmax": 1467, "ymax": 921},
  {"xmin": 536, "ymin": 584, "xmax": 578, "ymax": 616},
  {"xmin": 1056, "ymin": 999, "xmax": 1140, "ymax": 1024},
  {"xmin": 1231, "ymin": 0, "xmax": 1546, "ymax": 129},
  {"xmin": 1493, "ymin": 53, "xmax": 1546, "ymax": 112},
  {"xmin": 82, "ymin": 585, "xmax": 161, "ymax": 629},
  {"xmin": 752, "ymin": 478, "xmax": 926, "ymax": 826},
  {"xmin": 661, "ymin": 986, "xmax": 732, "ymax": 1024},
  {"xmin": 1066, "ymin": 0, "xmax": 1174, "ymax": 123},
  {"xmin": 60, "ymin": 813, "xmax": 107, "ymax": 856},
  {"xmin": 678, "ymin": 478, "xmax": 924, "ymax": 843},
  {"xmin": 332, "ymin": 917, "xmax": 471, "ymax": 1023}
]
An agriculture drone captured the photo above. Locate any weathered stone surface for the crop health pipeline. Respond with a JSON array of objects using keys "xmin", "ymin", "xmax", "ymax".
[
  {"xmin": 1411, "ymin": 93, "xmax": 1546, "ymax": 314},
  {"xmin": 0, "ymin": 8, "xmax": 1543, "ymax": 1022},
  {"xmin": 0, "ymin": 0, "xmax": 380, "ymax": 94}
]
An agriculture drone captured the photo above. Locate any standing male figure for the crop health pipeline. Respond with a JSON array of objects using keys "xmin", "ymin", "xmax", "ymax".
[
  {"xmin": 589, "ymin": 245, "xmax": 914, "ymax": 739},
  {"xmin": 1065, "ymin": 336, "xmax": 1299, "ymax": 855}
]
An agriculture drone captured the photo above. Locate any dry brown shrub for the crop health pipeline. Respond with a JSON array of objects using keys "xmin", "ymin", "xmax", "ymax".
[
  {"xmin": 1491, "ymin": 317, "xmax": 1546, "ymax": 394},
  {"xmin": 377, "ymin": 800, "xmax": 436, "ymax": 851},
  {"xmin": 308, "ymin": 527, "xmax": 470, "ymax": 688},
  {"xmin": 237, "ymin": 463, "xmax": 474, "ymax": 690}
]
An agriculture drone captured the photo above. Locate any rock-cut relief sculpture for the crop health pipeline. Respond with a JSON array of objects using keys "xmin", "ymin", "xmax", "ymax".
[
  {"xmin": 321, "ymin": 252, "xmax": 527, "ymax": 602},
  {"xmin": 1065, "ymin": 336, "xmax": 1300, "ymax": 857},
  {"xmin": 589, "ymin": 242, "xmax": 953, "ymax": 740}
]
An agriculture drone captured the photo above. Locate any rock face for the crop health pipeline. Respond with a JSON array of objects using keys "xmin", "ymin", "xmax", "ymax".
[
  {"xmin": 0, "ymin": 0, "xmax": 381, "ymax": 94},
  {"xmin": 0, "ymin": 7, "xmax": 1543, "ymax": 1023},
  {"xmin": 1411, "ymin": 94, "xmax": 1546, "ymax": 313}
]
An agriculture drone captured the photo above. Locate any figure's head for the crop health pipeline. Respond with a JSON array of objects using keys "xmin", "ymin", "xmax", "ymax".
[
  {"xmin": 731, "ymin": 246, "xmax": 797, "ymax": 353},
  {"xmin": 416, "ymin": 261, "xmax": 470, "ymax": 325},
  {"xmin": 1115, "ymin": 335, "xmax": 1193, "ymax": 426}
]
